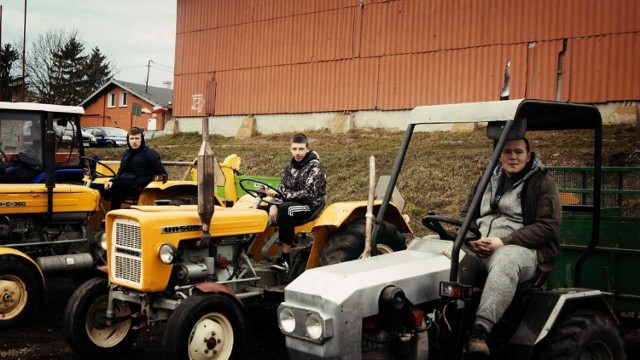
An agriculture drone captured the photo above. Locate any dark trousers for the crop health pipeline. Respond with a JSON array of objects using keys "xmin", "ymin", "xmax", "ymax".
[
  {"xmin": 108, "ymin": 179, "xmax": 142, "ymax": 210},
  {"xmin": 277, "ymin": 201, "xmax": 312, "ymax": 246}
]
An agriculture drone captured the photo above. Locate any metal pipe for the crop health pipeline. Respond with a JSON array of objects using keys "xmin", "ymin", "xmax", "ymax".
[
  {"xmin": 450, "ymin": 120, "xmax": 515, "ymax": 282},
  {"xmin": 375, "ymin": 124, "xmax": 415, "ymax": 255},
  {"xmin": 21, "ymin": 0, "xmax": 27, "ymax": 101}
]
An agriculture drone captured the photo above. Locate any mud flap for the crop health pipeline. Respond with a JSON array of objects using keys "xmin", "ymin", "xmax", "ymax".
[{"xmin": 508, "ymin": 288, "xmax": 617, "ymax": 355}]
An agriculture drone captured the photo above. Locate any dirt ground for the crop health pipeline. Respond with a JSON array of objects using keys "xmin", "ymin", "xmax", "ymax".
[
  {"xmin": 2, "ymin": 275, "xmax": 640, "ymax": 359},
  {"xmin": 0, "ymin": 275, "xmax": 288, "ymax": 360}
]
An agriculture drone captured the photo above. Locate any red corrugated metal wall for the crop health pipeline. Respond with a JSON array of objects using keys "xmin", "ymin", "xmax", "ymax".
[{"xmin": 174, "ymin": 0, "xmax": 640, "ymax": 116}]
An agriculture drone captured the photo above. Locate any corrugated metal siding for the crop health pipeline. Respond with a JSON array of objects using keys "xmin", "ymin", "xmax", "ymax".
[
  {"xmin": 607, "ymin": 32, "xmax": 640, "ymax": 101},
  {"xmin": 174, "ymin": 0, "xmax": 640, "ymax": 117}
]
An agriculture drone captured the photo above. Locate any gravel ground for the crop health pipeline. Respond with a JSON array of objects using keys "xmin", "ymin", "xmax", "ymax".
[
  {"xmin": 0, "ymin": 275, "xmax": 288, "ymax": 360},
  {"xmin": 2, "ymin": 275, "xmax": 639, "ymax": 359}
]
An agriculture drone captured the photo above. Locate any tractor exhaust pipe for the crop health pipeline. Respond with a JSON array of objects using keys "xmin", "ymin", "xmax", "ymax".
[{"xmin": 196, "ymin": 115, "xmax": 215, "ymax": 248}]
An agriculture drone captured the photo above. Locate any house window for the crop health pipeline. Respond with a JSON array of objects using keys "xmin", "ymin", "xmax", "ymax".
[
  {"xmin": 120, "ymin": 92, "xmax": 128, "ymax": 107},
  {"xmin": 107, "ymin": 93, "xmax": 115, "ymax": 108}
]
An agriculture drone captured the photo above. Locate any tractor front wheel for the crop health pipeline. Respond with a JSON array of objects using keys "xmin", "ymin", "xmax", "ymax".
[
  {"xmin": 0, "ymin": 258, "xmax": 40, "ymax": 329},
  {"xmin": 63, "ymin": 277, "xmax": 138, "ymax": 359},
  {"xmin": 534, "ymin": 310, "xmax": 626, "ymax": 360},
  {"xmin": 162, "ymin": 292, "xmax": 249, "ymax": 360},
  {"xmin": 319, "ymin": 218, "xmax": 406, "ymax": 266}
]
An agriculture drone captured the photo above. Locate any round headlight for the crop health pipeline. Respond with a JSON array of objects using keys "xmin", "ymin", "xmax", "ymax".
[
  {"xmin": 100, "ymin": 232, "xmax": 107, "ymax": 250},
  {"xmin": 278, "ymin": 308, "xmax": 296, "ymax": 333},
  {"xmin": 305, "ymin": 313, "xmax": 323, "ymax": 340},
  {"xmin": 158, "ymin": 243, "xmax": 177, "ymax": 264}
]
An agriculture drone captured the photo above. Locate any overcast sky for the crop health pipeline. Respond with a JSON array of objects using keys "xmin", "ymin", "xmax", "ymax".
[{"xmin": 2, "ymin": 0, "xmax": 177, "ymax": 88}]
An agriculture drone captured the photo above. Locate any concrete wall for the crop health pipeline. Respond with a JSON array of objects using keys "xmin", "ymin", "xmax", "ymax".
[{"xmin": 171, "ymin": 101, "xmax": 638, "ymax": 136}]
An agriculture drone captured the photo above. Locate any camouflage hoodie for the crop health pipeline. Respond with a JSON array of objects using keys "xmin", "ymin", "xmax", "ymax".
[{"xmin": 276, "ymin": 150, "xmax": 327, "ymax": 210}]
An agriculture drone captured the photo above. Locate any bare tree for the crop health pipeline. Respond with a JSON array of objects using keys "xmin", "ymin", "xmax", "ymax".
[{"xmin": 25, "ymin": 28, "xmax": 114, "ymax": 105}]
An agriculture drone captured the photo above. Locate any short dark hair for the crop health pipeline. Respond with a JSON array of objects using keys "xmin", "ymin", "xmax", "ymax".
[
  {"xmin": 521, "ymin": 137, "xmax": 530, "ymax": 152},
  {"xmin": 129, "ymin": 127, "xmax": 143, "ymax": 136},
  {"xmin": 291, "ymin": 133, "xmax": 308, "ymax": 146}
]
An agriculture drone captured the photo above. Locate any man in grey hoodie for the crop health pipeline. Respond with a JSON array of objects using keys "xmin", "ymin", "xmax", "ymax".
[{"xmin": 460, "ymin": 137, "xmax": 562, "ymax": 356}]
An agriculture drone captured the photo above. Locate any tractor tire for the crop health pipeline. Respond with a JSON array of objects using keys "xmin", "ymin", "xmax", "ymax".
[
  {"xmin": 63, "ymin": 277, "xmax": 138, "ymax": 359},
  {"xmin": 318, "ymin": 218, "xmax": 406, "ymax": 266},
  {"xmin": 0, "ymin": 257, "xmax": 40, "ymax": 329},
  {"xmin": 534, "ymin": 310, "xmax": 626, "ymax": 360},
  {"xmin": 162, "ymin": 292, "xmax": 249, "ymax": 360}
]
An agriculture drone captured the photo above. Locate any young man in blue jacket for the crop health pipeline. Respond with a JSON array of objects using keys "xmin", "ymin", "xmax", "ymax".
[{"xmin": 104, "ymin": 127, "xmax": 167, "ymax": 210}]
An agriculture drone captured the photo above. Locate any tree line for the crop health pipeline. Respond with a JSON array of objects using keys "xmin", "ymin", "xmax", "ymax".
[{"xmin": 0, "ymin": 29, "xmax": 113, "ymax": 105}]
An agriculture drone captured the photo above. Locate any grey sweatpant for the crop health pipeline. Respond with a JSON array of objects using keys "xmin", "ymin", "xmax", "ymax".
[{"xmin": 461, "ymin": 245, "xmax": 538, "ymax": 332}]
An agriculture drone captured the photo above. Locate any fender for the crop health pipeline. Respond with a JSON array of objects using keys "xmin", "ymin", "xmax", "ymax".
[
  {"xmin": 312, "ymin": 201, "xmax": 412, "ymax": 234},
  {"xmin": 0, "ymin": 247, "xmax": 46, "ymax": 294},
  {"xmin": 510, "ymin": 288, "xmax": 617, "ymax": 348},
  {"xmin": 194, "ymin": 282, "xmax": 243, "ymax": 305}
]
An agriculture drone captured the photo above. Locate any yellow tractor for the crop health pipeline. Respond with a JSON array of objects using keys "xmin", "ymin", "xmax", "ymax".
[
  {"xmin": 0, "ymin": 102, "xmax": 249, "ymax": 330},
  {"xmin": 62, "ymin": 120, "xmax": 412, "ymax": 359}
]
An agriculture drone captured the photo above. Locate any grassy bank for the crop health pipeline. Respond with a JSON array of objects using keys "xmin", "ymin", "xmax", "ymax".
[{"xmin": 87, "ymin": 125, "xmax": 640, "ymax": 235}]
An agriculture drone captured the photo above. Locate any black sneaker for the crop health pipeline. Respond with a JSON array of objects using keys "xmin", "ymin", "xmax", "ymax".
[
  {"xmin": 270, "ymin": 256, "xmax": 290, "ymax": 271},
  {"xmin": 467, "ymin": 324, "xmax": 490, "ymax": 355}
]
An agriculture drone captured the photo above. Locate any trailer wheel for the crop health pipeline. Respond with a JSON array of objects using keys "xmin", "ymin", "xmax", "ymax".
[
  {"xmin": 319, "ymin": 218, "xmax": 406, "ymax": 266},
  {"xmin": 534, "ymin": 310, "xmax": 626, "ymax": 360},
  {"xmin": 63, "ymin": 277, "xmax": 138, "ymax": 359},
  {"xmin": 162, "ymin": 293, "xmax": 248, "ymax": 360},
  {"xmin": 0, "ymin": 258, "xmax": 40, "ymax": 329}
]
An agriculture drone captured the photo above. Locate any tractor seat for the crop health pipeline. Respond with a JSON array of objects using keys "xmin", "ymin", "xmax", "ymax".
[
  {"xmin": 516, "ymin": 270, "xmax": 550, "ymax": 294},
  {"xmin": 295, "ymin": 200, "xmax": 326, "ymax": 226}
]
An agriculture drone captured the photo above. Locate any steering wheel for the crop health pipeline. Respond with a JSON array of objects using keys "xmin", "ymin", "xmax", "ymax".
[
  {"xmin": 421, "ymin": 214, "xmax": 481, "ymax": 241},
  {"xmin": 239, "ymin": 178, "xmax": 283, "ymax": 205},
  {"xmin": 81, "ymin": 156, "xmax": 117, "ymax": 180},
  {"xmin": 0, "ymin": 148, "xmax": 7, "ymax": 163}
]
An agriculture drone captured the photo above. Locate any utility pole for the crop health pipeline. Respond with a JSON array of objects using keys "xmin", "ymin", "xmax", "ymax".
[
  {"xmin": 21, "ymin": 0, "xmax": 27, "ymax": 101},
  {"xmin": 145, "ymin": 59, "xmax": 152, "ymax": 93}
]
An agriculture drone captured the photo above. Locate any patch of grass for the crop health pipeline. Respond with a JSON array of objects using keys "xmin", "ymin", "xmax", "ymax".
[{"xmin": 87, "ymin": 125, "xmax": 640, "ymax": 236}]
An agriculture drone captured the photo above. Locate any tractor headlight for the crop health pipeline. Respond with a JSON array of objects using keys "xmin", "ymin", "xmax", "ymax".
[
  {"xmin": 305, "ymin": 313, "xmax": 323, "ymax": 340},
  {"xmin": 158, "ymin": 243, "xmax": 177, "ymax": 264},
  {"xmin": 100, "ymin": 232, "xmax": 107, "ymax": 250},
  {"xmin": 278, "ymin": 307, "xmax": 296, "ymax": 333}
]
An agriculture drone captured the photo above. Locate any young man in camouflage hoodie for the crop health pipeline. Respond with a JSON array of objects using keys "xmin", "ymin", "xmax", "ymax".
[
  {"xmin": 460, "ymin": 137, "xmax": 562, "ymax": 356},
  {"xmin": 267, "ymin": 133, "xmax": 327, "ymax": 271}
]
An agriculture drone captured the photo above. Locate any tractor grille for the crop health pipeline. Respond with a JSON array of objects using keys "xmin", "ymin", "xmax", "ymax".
[{"xmin": 111, "ymin": 219, "xmax": 143, "ymax": 286}]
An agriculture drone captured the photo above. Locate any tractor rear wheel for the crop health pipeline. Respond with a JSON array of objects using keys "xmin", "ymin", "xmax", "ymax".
[
  {"xmin": 0, "ymin": 258, "xmax": 40, "ymax": 329},
  {"xmin": 534, "ymin": 310, "xmax": 626, "ymax": 360},
  {"xmin": 162, "ymin": 292, "xmax": 249, "ymax": 360},
  {"xmin": 319, "ymin": 218, "xmax": 406, "ymax": 266},
  {"xmin": 63, "ymin": 277, "xmax": 138, "ymax": 359}
]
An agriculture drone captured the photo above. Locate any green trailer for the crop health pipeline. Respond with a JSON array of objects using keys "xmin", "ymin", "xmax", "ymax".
[{"xmin": 548, "ymin": 166, "xmax": 640, "ymax": 330}]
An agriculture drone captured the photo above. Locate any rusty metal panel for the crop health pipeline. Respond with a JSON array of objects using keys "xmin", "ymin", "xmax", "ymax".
[
  {"xmin": 386, "ymin": 0, "xmax": 415, "ymax": 55},
  {"xmin": 413, "ymin": 0, "xmax": 443, "ymax": 52},
  {"xmin": 568, "ymin": 36, "xmax": 610, "ymax": 103},
  {"xmin": 291, "ymin": 14, "xmax": 316, "ymax": 63},
  {"xmin": 610, "ymin": 0, "xmax": 640, "ymax": 34},
  {"xmin": 268, "ymin": 65, "xmax": 293, "ymax": 113},
  {"xmin": 252, "ymin": 17, "xmax": 294, "ymax": 67},
  {"xmin": 174, "ymin": 33, "xmax": 185, "ymax": 76},
  {"xmin": 534, "ymin": 0, "xmax": 573, "ymax": 41},
  {"xmin": 253, "ymin": 0, "xmax": 276, "ymax": 22},
  {"xmin": 173, "ymin": 73, "xmax": 215, "ymax": 117},
  {"xmin": 607, "ymin": 33, "xmax": 640, "ymax": 101},
  {"xmin": 313, "ymin": 8, "xmax": 357, "ymax": 61},
  {"xmin": 361, "ymin": 2, "xmax": 388, "ymax": 57},
  {"xmin": 290, "ymin": 63, "xmax": 314, "ymax": 112},
  {"xmin": 502, "ymin": 0, "xmax": 538, "ymax": 45},
  {"xmin": 527, "ymin": 40, "xmax": 565, "ymax": 101},
  {"xmin": 501, "ymin": 43, "xmax": 529, "ymax": 100},
  {"xmin": 572, "ymin": 0, "xmax": 612, "ymax": 38}
]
